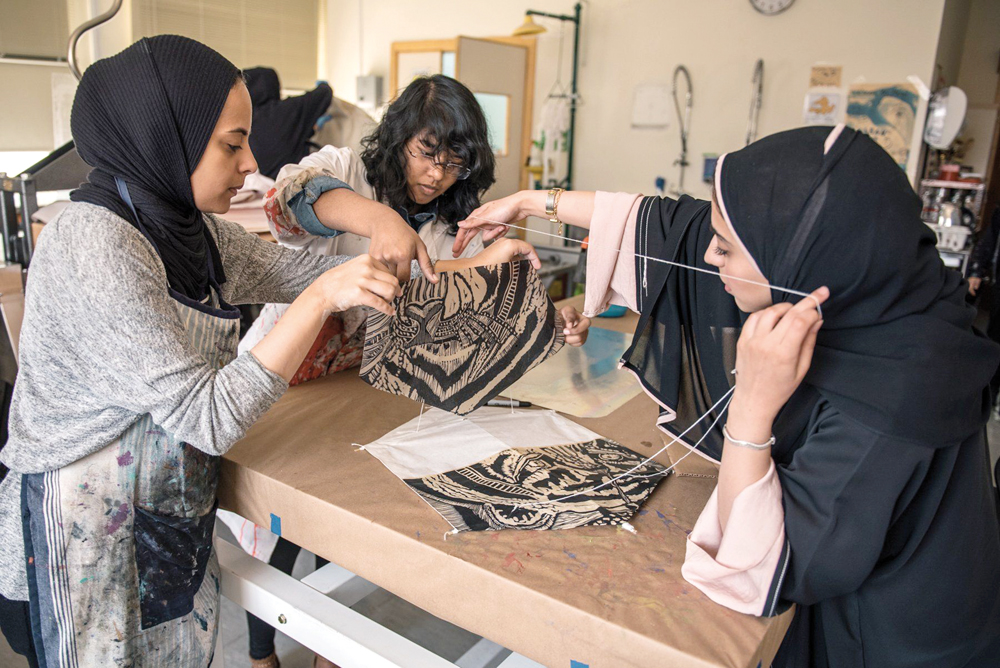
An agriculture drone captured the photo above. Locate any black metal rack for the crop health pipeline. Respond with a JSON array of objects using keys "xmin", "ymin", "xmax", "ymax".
[{"xmin": 0, "ymin": 141, "xmax": 90, "ymax": 268}]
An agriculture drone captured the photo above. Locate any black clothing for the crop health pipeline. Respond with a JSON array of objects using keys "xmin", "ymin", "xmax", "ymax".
[
  {"xmin": 244, "ymin": 67, "xmax": 332, "ymax": 179},
  {"xmin": 70, "ymin": 35, "xmax": 239, "ymax": 301},
  {"xmin": 631, "ymin": 126, "xmax": 1000, "ymax": 666}
]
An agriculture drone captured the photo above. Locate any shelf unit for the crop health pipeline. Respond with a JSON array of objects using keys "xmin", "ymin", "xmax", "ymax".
[{"xmin": 918, "ymin": 179, "xmax": 986, "ymax": 274}]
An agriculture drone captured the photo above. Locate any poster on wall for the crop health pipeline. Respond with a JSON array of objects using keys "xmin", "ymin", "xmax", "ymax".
[
  {"xmin": 809, "ymin": 65, "xmax": 842, "ymax": 88},
  {"xmin": 51, "ymin": 72, "xmax": 77, "ymax": 148},
  {"xmin": 631, "ymin": 83, "xmax": 671, "ymax": 128},
  {"xmin": 845, "ymin": 83, "xmax": 920, "ymax": 170},
  {"xmin": 803, "ymin": 91, "xmax": 841, "ymax": 125}
]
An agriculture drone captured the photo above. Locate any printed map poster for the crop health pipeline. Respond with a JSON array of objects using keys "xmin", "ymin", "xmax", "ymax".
[{"xmin": 846, "ymin": 83, "xmax": 919, "ymax": 170}]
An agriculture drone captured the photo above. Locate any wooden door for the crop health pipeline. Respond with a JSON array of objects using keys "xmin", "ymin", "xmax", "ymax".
[{"xmin": 456, "ymin": 36, "xmax": 528, "ymax": 200}]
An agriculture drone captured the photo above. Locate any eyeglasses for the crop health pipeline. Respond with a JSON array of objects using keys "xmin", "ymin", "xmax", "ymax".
[{"xmin": 406, "ymin": 146, "xmax": 472, "ymax": 180}]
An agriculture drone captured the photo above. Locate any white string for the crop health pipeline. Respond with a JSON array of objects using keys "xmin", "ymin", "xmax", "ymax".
[
  {"xmin": 414, "ymin": 401, "xmax": 425, "ymax": 433},
  {"xmin": 467, "ymin": 215, "xmax": 823, "ymax": 318},
  {"xmin": 511, "ymin": 385, "xmax": 735, "ymax": 509},
  {"xmin": 628, "ymin": 392, "xmax": 732, "ymax": 481}
]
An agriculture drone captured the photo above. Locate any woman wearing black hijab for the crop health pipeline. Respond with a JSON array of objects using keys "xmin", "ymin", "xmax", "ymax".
[
  {"xmin": 243, "ymin": 67, "xmax": 332, "ymax": 179},
  {"xmin": 457, "ymin": 126, "xmax": 1000, "ymax": 666},
  {"xmin": 0, "ymin": 35, "xmax": 533, "ymax": 667}
]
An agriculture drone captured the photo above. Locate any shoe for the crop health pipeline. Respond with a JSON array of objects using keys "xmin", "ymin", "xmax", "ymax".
[
  {"xmin": 313, "ymin": 655, "xmax": 341, "ymax": 668},
  {"xmin": 250, "ymin": 652, "xmax": 280, "ymax": 668}
]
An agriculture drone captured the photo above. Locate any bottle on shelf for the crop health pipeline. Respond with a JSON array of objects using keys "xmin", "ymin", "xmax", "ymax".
[{"xmin": 927, "ymin": 187, "xmax": 948, "ymax": 226}]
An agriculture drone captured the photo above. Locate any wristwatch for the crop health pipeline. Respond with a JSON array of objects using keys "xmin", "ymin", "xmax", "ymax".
[{"xmin": 545, "ymin": 187, "xmax": 565, "ymax": 236}]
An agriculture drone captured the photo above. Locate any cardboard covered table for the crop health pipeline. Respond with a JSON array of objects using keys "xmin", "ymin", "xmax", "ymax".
[{"xmin": 219, "ymin": 299, "xmax": 792, "ymax": 667}]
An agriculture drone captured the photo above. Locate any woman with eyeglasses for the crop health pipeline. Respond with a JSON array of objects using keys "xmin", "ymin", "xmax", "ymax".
[
  {"xmin": 228, "ymin": 74, "xmax": 590, "ymax": 668},
  {"xmin": 240, "ymin": 74, "xmax": 592, "ymax": 383}
]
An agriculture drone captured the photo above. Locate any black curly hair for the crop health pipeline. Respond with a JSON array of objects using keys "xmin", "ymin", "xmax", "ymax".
[{"xmin": 360, "ymin": 75, "xmax": 496, "ymax": 234}]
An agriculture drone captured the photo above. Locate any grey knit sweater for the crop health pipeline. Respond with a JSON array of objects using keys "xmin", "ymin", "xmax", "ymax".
[{"xmin": 0, "ymin": 202, "xmax": 347, "ymax": 600}]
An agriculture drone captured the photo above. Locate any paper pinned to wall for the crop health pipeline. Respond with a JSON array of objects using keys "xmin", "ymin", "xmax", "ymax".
[
  {"xmin": 803, "ymin": 90, "xmax": 842, "ymax": 125},
  {"xmin": 809, "ymin": 65, "xmax": 842, "ymax": 88},
  {"xmin": 51, "ymin": 72, "xmax": 77, "ymax": 148},
  {"xmin": 631, "ymin": 83, "xmax": 671, "ymax": 128}
]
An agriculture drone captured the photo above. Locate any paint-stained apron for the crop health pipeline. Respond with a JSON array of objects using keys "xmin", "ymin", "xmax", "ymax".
[{"xmin": 21, "ymin": 283, "xmax": 240, "ymax": 668}]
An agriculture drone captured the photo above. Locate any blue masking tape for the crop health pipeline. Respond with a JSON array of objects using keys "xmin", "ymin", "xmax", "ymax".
[
  {"xmin": 570, "ymin": 662, "xmax": 589, "ymax": 668},
  {"xmin": 270, "ymin": 513, "xmax": 281, "ymax": 537}
]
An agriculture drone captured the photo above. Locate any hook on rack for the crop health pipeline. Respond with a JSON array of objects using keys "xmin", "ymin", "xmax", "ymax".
[{"xmin": 67, "ymin": 0, "xmax": 125, "ymax": 80}]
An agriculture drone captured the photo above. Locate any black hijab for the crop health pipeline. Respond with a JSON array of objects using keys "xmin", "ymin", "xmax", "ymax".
[
  {"xmin": 620, "ymin": 196, "xmax": 743, "ymax": 460},
  {"xmin": 717, "ymin": 125, "xmax": 998, "ymax": 448},
  {"xmin": 244, "ymin": 67, "xmax": 332, "ymax": 179},
  {"xmin": 70, "ymin": 35, "xmax": 240, "ymax": 301}
]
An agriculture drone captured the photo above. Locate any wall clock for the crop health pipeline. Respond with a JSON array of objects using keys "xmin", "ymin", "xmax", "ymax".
[{"xmin": 750, "ymin": 0, "xmax": 795, "ymax": 16}]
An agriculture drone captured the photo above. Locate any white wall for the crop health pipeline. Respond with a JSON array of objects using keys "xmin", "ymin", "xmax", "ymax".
[
  {"xmin": 955, "ymin": 0, "xmax": 1000, "ymax": 109},
  {"xmin": 933, "ymin": 0, "xmax": 972, "ymax": 88},
  {"xmin": 928, "ymin": 0, "xmax": 999, "ymax": 178},
  {"xmin": 323, "ymin": 0, "xmax": 949, "ymax": 199},
  {"xmin": 953, "ymin": 0, "xmax": 1000, "ymax": 176},
  {"xmin": 0, "ymin": 0, "xmax": 132, "ymax": 155}
]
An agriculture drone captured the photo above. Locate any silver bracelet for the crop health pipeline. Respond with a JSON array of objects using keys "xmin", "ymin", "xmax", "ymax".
[{"xmin": 722, "ymin": 424, "xmax": 775, "ymax": 450}]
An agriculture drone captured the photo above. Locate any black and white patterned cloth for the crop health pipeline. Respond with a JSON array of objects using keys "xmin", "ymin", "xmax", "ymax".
[
  {"xmin": 363, "ymin": 407, "xmax": 668, "ymax": 533},
  {"xmin": 406, "ymin": 439, "xmax": 667, "ymax": 532},
  {"xmin": 360, "ymin": 260, "xmax": 564, "ymax": 415}
]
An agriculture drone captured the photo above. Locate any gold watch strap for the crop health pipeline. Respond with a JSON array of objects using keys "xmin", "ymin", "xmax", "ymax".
[{"xmin": 546, "ymin": 187, "xmax": 565, "ymax": 236}]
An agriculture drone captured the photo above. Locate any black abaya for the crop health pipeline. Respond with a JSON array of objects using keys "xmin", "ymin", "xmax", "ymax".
[{"xmin": 626, "ymin": 126, "xmax": 1000, "ymax": 666}]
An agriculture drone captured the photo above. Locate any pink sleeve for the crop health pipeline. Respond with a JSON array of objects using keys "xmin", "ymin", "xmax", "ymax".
[
  {"xmin": 583, "ymin": 192, "xmax": 643, "ymax": 317},
  {"xmin": 681, "ymin": 461, "xmax": 787, "ymax": 616}
]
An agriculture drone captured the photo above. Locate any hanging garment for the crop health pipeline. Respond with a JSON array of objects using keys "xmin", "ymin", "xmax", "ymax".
[
  {"xmin": 21, "ymin": 282, "xmax": 239, "ymax": 667},
  {"xmin": 363, "ymin": 407, "xmax": 667, "ymax": 533},
  {"xmin": 360, "ymin": 260, "xmax": 564, "ymax": 415},
  {"xmin": 243, "ymin": 67, "xmax": 332, "ymax": 180},
  {"xmin": 531, "ymin": 95, "xmax": 571, "ymax": 188},
  {"xmin": 311, "ymin": 97, "xmax": 376, "ymax": 155}
]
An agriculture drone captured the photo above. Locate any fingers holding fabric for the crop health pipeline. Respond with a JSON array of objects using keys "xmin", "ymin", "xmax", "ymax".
[
  {"xmin": 559, "ymin": 306, "xmax": 591, "ymax": 347},
  {"xmin": 316, "ymin": 255, "xmax": 400, "ymax": 315}
]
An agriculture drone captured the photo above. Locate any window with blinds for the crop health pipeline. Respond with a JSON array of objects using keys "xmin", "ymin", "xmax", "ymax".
[
  {"xmin": 0, "ymin": 0, "xmax": 69, "ymax": 60},
  {"xmin": 132, "ymin": 0, "xmax": 320, "ymax": 90}
]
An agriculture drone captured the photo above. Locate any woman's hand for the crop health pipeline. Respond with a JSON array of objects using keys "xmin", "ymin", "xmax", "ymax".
[
  {"xmin": 251, "ymin": 255, "xmax": 401, "ymax": 382},
  {"xmin": 464, "ymin": 238, "xmax": 542, "ymax": 270},
  {"xmin": 309, "ymin": 255, "xmax": 402, "ymax": 316},
  {"xmin": 716, "ymin": 287, "xmax": 829, "ymax": 528},
  {"xmin": 560, "ymin": 306, "xmax": 590, "ymax": 347},
  {"xmin": 452, "ymin": 192, "xmax": 528, "ymax": 257},
  {"xmin": 367, "ymin": 210, "xmax": 436, "ymax": 284},
  {"xmin": 968, "ymin": 276, "xmax": 982, "ymax": 296},
  {"xmin": 729, "ymin": 287, "xmax": 830, "ymax": 425}
]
